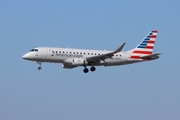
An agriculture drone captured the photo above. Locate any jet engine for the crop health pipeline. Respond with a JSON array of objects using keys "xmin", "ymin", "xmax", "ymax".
[{"xmin": 63, "ymin": 58, "xmax": 88, "ymax": 68}]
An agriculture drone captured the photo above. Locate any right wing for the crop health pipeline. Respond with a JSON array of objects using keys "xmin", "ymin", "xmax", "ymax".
[{"xmin": 86, "ymin": 42, "xmax": 126, "ymax": 63}]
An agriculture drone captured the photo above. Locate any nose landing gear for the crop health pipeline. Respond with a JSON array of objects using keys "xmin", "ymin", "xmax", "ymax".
[{"xmin": 37, "ymin": 62, "xmax": 42, "ymax": 70}]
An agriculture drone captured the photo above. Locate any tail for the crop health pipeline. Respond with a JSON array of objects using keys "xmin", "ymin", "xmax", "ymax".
[{"xmin": 130, "ymin": 30, "xmax": 158, "ymax": 59}]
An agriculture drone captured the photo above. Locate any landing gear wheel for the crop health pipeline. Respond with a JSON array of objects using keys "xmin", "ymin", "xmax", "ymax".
[
  {"xmin": 38, "ymin": 66, "xmax": 42, "ymax": 70},
  {"xmin": 83, "ymin": 68, "xmax": 89, "ymax": 73},
  {"xmin": 90, "ymin": 66, "xmax": 96, "ymax": 72},
  {"xmin": 37, "ymin": 62, "xmax": 42, "ymax": 70}
]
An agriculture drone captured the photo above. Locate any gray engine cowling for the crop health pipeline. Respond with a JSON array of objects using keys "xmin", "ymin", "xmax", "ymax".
[{"xmin": 63, "ymin": 58, "xmax": 88, "ymax": 67}]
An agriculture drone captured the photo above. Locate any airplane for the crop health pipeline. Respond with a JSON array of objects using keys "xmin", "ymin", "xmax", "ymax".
[{"xmin": 22, "ymin": 30, "xmax": 162, "ymax": 73}]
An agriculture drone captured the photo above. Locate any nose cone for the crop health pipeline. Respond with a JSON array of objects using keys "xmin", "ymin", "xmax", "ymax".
[{"xmin": 22, "ymin": 53, "xmax": 29, "ymax": 59}]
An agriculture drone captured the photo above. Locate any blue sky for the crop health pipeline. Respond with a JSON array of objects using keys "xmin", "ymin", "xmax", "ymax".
[{"xmin": 0, "ymin": 0, "xmax": 179, "ymax": 120}]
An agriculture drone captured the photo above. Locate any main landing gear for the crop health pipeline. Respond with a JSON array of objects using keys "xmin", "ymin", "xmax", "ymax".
[
  {"xmin": 37, "ymin": 62, "xmax": 42, "ymax": 70},
  {"xmin": 83, "ymin": 66, "xmax": 96, "ymax": 73}
]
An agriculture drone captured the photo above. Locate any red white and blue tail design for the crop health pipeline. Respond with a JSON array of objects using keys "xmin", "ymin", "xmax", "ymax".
[{"xmin": 130, "ymin": 30, "xmax": 158, "ymax": 59}]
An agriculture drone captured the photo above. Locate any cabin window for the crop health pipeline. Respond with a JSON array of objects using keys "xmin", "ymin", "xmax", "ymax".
[
  {"xmin": 59, "ymin": 51, "xmax": 61, "ymax": 53},
  {"xmin": 63, "ymin": 51, "xmax": 65, "ymax": 53},
  {"xmin": 88, "ymin": 53, "xmax": 90, "ymax": 55},
  {"xmin": 84, "ymin": 53, "xmax": 86, "ymax": 55},
  {"xmin": 77, "ymin": 52, "xmax": 79, "ymax": 54},
  {"xmin": 73, "ymin": 52, "xmax": 75, "ymax": 54},
  {"xmin": 91, "ymin": 53, "xmax": 93, "ymax": 55}
]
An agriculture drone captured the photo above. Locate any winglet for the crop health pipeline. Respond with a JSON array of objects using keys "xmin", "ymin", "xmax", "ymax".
[{"xmin": 113, "ymin": 42, "xmax": 126, "ymax": 54}]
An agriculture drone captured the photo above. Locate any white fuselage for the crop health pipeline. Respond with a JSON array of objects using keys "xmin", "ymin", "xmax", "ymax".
[{"xmin": 22, "ymin": 47, "xmax": 141, "ymax": 67}]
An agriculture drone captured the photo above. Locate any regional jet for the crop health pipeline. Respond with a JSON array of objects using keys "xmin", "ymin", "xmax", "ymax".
[{"xmin": 22, "ymin": 30, "xmax": 162, "ymax": 73}]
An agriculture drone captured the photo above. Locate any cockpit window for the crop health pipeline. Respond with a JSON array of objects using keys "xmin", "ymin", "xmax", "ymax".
[{"xmin": 30, "ymin": 49, "xmax": 38, "ymax": 52}]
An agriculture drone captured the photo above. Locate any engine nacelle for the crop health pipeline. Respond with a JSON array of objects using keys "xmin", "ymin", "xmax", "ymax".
[
  {"xmin": 62, "ymin": 64, "xmax": 74, "ymax": 69},
  {"xmin": 63, "ymin": 58, "xmax": 88, "ymax": 67},
  {"xmin": 73, "ymin": 58, "xmax": 86, "ymax": 66}
]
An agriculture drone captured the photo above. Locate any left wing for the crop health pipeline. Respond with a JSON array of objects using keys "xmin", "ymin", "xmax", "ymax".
[{"xmin": 86, "ymin": 42, "xmax": 126, "ymax": 63}]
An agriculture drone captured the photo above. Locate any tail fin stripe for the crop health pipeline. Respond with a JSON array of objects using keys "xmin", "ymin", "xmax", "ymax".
[
  {"xmin": 140, "ymin": 43, "xmax": 148, "ymax": 46},
  {"xmin": 148, "ymin": 41, "xmax": 155, "ymax": 44},
  {"xmin": 145, "ymin": 38, "xmax": 150, "ymax": 40},
  {"xmin": 142, "ymin": 41, "xmax": 149, "ymax": 43},
  {"xmin": 138, "ymin": 46, "xmax": 146, "ymax": 48},
  {"xmin": 146, "ymin": 46, "xmax": 154, "ymax": 49},
  {"xmin": 151, "ymin": 35, "xmax": 157, "ymax": 38},
  {"xmin": 133, "ymin": 51, "xmax": 152, "ymax": 54},
  {"xmin": 147, "ymin": 44, "xmax": 154, "ymax": 46}
]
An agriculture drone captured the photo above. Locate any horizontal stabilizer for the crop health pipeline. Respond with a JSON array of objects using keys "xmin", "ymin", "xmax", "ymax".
[{"xmin": 141, "ymin": 53, "xmax": 162, "ymax": 59}]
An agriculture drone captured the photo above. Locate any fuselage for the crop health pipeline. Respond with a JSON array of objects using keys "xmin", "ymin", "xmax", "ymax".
[{"xmin": 22, "ymin": 47, "xmax": 139, "ymax": 67}]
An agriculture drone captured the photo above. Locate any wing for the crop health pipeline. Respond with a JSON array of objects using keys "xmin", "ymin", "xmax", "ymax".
[
  {"xmin": 141, "ymin": 53, "xmax": 162, "ymax": 59},
  {"xmin": 86, "ymin": 42, "xmax": 126, "ymax": 63}
]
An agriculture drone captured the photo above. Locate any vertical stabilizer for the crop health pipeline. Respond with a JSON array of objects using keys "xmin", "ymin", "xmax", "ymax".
[{"xmin": 130, "ymin": 30, "xmax": 158, "ymax": 59}]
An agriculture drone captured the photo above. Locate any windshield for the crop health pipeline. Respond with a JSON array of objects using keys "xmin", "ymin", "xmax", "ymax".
[{"xmin": 30, "ymin": 49, "xmax": 38, "ymax": 52}]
